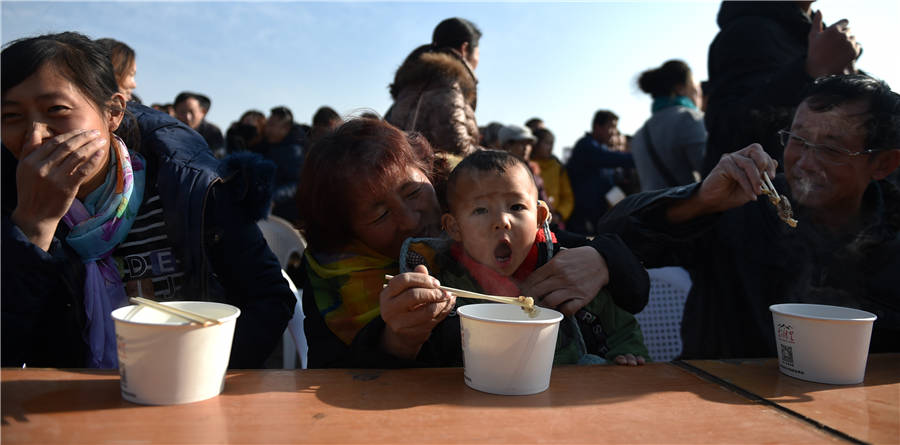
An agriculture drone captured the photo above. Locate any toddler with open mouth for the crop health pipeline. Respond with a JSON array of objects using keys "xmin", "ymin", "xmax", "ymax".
[{"xmin": 401, "ymin": 149, "xmax": 648, "ymax": 365}]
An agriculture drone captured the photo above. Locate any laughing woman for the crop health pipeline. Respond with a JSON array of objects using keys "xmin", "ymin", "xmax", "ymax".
[{"xmin": 1, "ymin": 32, "xmax": 295, "ymax": 368}]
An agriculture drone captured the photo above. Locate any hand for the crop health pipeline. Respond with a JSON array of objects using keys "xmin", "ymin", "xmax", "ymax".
[
  {"xmin": 667, "ymin": 144, "xmax": 777, "ymax": 223},
  {"xmin": 379, "ymin": 265, "xmax": 455, "ymax": 359},
  {"xmin": 806, "ymin": 11, "xmax": 861, "ymax": 78},
  {"xmin": 614, "ymin": 354, "xmax": 646, "ymax": 366},
  {"xmin": 519, "ymin": 246, "xmax": 608, "ymax": 316},
  {"xmin": 10, "ymin": 125, "xmax": 108, "ymax": 251}
]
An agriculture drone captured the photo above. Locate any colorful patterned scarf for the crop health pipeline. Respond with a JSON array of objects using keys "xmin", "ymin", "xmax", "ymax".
[
  {"xmin": 304, "ymin": 241, "xmax": 398, "ymax": 345},
  {"xmin": 62, "ymin": 136, "xmax": 145, "ymax": 368}
]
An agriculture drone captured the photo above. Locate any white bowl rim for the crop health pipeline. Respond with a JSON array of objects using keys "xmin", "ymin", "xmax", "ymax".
[
  {"xmin": 457, "ymin": 303, "xmax": 563, "ymax": 325},
  {"xmin": 111, "ymin": 301, "xmax": 241, "ymax": 327},
  {"xmin": 769, "ymin": 303, "xmax": 876, "ymax": 322}
]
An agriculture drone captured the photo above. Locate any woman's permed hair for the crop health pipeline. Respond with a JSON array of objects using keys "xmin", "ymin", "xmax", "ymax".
[{"xmin": 296, "ymin": 119, "xmax": 436, "ymax": 253}]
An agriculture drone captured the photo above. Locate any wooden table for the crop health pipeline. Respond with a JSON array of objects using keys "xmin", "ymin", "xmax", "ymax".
[
  {"xmin": 680, "ymin": 353, "xmax": 900, "ymax": 445},
  {"xmin": 2, "ymin": 363, "xmax": 847, "ymax": 444}
]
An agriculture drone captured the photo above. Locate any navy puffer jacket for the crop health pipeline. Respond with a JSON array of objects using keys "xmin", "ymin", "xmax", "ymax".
[{"xmin": 1, "ymin": 104, "xmax": 296, "ymax": 368}]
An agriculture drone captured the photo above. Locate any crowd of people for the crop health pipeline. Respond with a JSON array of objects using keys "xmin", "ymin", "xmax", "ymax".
[{"xmin": 3, "ymin": 2, "xmax": 898, "ymax": 371}]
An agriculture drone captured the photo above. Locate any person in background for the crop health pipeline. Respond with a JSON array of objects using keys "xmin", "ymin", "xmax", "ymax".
[
  {"xmin": 1, "ymin": 32, "xmax": 295, "ymax": 369},
  {"xmin": 566, "ymin": 110, "xmax": 634, "ymax": 236},
  {"xmin": 95, "ymin": 38, "xmax": 137, "ymax": 102},
  {"xmin": 309, "ymin": 106, "xmax": 342, "ymax": 145},
  {"xmin": 151, "ymin": 103, "xmax": 175, "ymax": 117},
  {"xmin": 498, "ymin": 123, "xmax": 535, "ymax": 161},
  {"xmin": 599, "ymin": 74, "xmax": 900, "ymax": 358},
  {"xmin": 386, "ymin": 17, "xmax": 482, "ymax": 166},
  {"xmin": 524, "ymin": 117, "xmax": 545, "ymax": 133},
  {"xmin": 630, "ymin": 60, "xmax": 707, "ymax": 192},
  {"xmin": 174, "ymin": 91, "xmax": 224, "ymax": 154},
  {"xmin": 698, "ymin": 80, "xmax": 710, "ymax": 112},
  {"xmin": 479, "ymin": 122, "xmax": 503, "ymax": 149},
  {"xmin": 701, "ymin": 1, "xmax": 862, "ymax": 175},
  {"xmin": 399, "ymin": 150, "xmax": 649, "ymax": 366},
  {"xmin": 497, "ymin": 124, "xmax": 549, "ymax": 207},
  {"xmin": 295, "ymin": 119, "xmax": 648, "ymax": 368},
  {"xmin": 256, "ymin": 106, "xmax": 304, "ymax": 222},
  {"xmin": 225, "ymin": 109, "xmax": 266, "ymax": 155},
  {"xmin": 531, "ymin": 128, "xmax": 574, "ymax": 226}
]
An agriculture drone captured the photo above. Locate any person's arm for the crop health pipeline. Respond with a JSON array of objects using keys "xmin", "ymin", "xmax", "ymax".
[
  {"xmin": 204, "ymin": 183, "xmax": 297, "ymax": 368},
  {"xmin": 667, "ymin": 144, "xmax": 776, "ymax": 223},
  {"xmin": 1, "ymin": 214, "xmax": 87, "ymax": 367},
  {"xmin": 709, "ymin": 18, "xmax": 815, "ymax": 114},
  {"xmin": 377, "ymin": 266, "xmax": 455, "ymax": 359},
  {"xmin": 528, "ymin": 230, "xmax": 649, "ymax": 315},
  {"xmin": 582, "ymin": 143, "xmax": 635, "ymax": 170},
  {"xmin": 10, "ymin": 127, "xmax": 109, "ymax": 251},
  {"xmin": 597, "ymin": 143, "xmax": 777, "ymax": 271},
  {"xmin": 703, "ymin": 17, "xmax": 814, "ymax": 175}
]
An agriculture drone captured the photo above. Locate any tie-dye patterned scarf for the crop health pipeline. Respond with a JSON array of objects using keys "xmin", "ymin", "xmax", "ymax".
[
  {"xmin": 62, "ymin": 135, "xmax": 145, "ymax": 368},
  {"xmin": 304, "ymin": 241, "xmax": 398, "ymax": 345}
]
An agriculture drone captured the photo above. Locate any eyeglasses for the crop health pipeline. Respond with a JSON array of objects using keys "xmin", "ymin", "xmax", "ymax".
[{"xmin": 777, "ymin": 130, "xmax": 882, "ymax": 166}]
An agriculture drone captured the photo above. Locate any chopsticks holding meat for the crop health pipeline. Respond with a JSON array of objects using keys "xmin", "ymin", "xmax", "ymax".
[{"xmin": 760, "ymin": 172, "xmax": 798, "ymax": 228}]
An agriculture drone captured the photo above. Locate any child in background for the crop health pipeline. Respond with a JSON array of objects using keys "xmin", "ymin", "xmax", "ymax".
[
  {"xmin": 531, "ymin": 128, "xmax": 575, "ymax": 227},
  {"xmin": 401, "ymin": 150, "xmax": 648, "ymax": 365}
]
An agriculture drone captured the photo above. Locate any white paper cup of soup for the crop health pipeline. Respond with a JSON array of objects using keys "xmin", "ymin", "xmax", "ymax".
[
  {"xmin": 769, "ymin": 303, "xmax": 876, "ymax": 385},
  {"xmin": 457, "ymin": 303, "xmax": 563, "ymax": 395},
  {"xmin": 112, "ymin": 301, "xmax": 241, "ymax": 405}
]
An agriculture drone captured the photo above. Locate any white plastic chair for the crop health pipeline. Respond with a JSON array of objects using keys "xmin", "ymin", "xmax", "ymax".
[
  {"xmin": 634, "ymin": 267, "xmax": 692, "ymax": 362},
  {"xmin": 257, "ymin": 215, "xmax": 307, "ymax": 369},
  {"xmin": 257, "ymin": 215, "xmax": 306, "ymax": 271}
]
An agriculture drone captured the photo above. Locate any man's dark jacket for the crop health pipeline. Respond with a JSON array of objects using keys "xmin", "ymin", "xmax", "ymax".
[{"xmin": 598, "ymin": 179, "xmax": 900, "ymax": 359}]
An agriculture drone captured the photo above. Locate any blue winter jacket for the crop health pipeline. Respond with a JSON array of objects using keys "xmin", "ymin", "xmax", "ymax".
[
  {"xmin": 566, "ymin": 133, "xmax": 635, "ymax": 235},
  {"xmin": 1, "ymin": 104, "xmax": 296, "ymax": 368}
]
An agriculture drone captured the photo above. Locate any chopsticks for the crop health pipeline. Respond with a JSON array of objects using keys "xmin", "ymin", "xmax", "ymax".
[
  {"xmin": 761, "ymin": 171, "xmax": 780, "ymax": 203},
  {"xmin": 129, "ymin": 297, "xmax": 221, "ymax": 326},
  {"xmin": 384, "ymin": 275, "xmax": 536, "ymax": 313}
]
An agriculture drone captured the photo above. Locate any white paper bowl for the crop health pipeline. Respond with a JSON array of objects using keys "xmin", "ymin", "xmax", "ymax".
[
  {"xmin": 457, "ymin": 303, "xmax": 563, "ymax": 395},
  {"xmin": 112, "ymin": 301, "xmax": 241, "ymax": 405},
  {"xmin": 770, "ymin": 303, "xmax": 876, "ymax": 385}
]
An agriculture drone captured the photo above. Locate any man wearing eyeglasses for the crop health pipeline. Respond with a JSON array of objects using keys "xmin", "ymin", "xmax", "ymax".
[{"xmin": 599, "ymin": 74, "xmax": 900, "ymax": 359}]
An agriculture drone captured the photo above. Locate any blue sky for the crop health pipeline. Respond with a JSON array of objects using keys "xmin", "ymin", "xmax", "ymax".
[{"xmin": 3, "ymin": 1, "xmax": 898, "ymax": 157}]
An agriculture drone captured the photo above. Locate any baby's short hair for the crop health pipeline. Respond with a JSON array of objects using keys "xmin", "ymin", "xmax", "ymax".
[{"xmin": 446, "ymin": 149, "xmax": 536, "ymax": 211}]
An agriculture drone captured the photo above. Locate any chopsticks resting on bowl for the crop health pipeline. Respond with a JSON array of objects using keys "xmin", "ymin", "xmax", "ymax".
[
  {"xmin": 384, "ymin": 275, "xmax": 537, "ymax": 314},
  {"xmin": 129, "ymin": 297, "xmax": 221, "ymax": 326}
]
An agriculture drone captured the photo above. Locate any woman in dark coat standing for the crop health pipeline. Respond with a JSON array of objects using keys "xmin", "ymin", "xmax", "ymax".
[{"xmin": 386, "ymin": 17, "xmax": 481, "ymax": 163}]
